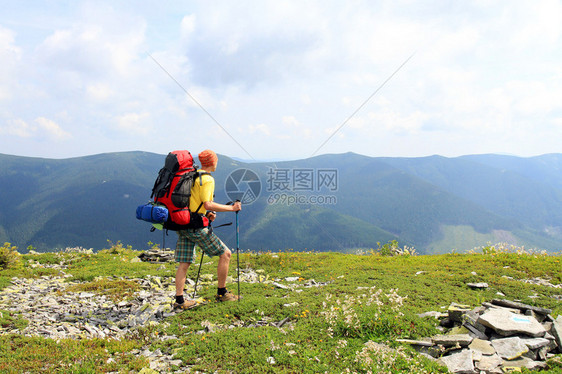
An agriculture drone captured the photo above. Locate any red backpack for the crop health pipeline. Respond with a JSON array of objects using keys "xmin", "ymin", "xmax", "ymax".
[{"xmin": 150, "ymin": 150, "xmax": 210, "ymax": 229}]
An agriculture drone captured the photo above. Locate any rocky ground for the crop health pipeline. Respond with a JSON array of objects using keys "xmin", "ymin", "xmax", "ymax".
[
  {"xmin": 1, "ymin": 249, "xmax": 560, "ymax": 373},
  {"xmin": 0, "ymin": 249, "xmax": 329, "ymax": 373},
  {"xmin": 404, "ymin": 296, "xmax": 562, "ymax": 373}
]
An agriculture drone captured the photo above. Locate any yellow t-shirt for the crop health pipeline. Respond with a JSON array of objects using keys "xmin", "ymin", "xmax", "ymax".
[{"xmin": 189, "ymin": 171, "xmax": 214, "ymax": 214}]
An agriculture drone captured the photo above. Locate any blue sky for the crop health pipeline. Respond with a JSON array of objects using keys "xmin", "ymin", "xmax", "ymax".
[{"xmin": 1, "ymin": 1, "xmax": 562, "ymax": 160}]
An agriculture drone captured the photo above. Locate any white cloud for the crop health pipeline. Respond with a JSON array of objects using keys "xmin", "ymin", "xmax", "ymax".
[
  {"xmin": 115, "ymin": 112, "xmax": 151, "ymax": 134},
  {"xmin": 248, "ymin": 123, "xmax": 271, "ymax": 136},
  {"xmin": 0, "ymin": 117, "xmax": 71, "ymax": 140},
  {"xmin": 282, "ymin": 116, "xmax": 299, "ymax": 127},
  {"xmin": 180, "ymin": 14, "xmax": 196, "ymax": 38},
  {"xmin": 0, "ymin": 119, "xmax": 34, "ymax": 137},
  {"xmin": 0, "ymin": 26, "xmax": 22, "ymax": 101},
  {"xmin": 2, "ymin": 0, "xmax": 562, "ymax": 159},
  {"xmin": 35, "ymin": 117, "xmax": 72, "ymax": 140},
  {"xmin": 86, "ymin": 83, "xmax": 114, "ymax": 101}
]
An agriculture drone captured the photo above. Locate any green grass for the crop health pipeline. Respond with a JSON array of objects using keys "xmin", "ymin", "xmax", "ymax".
[
  {"xmin": 0, "ymin": 243, "xmax": 561, "ymax": 373},
  {"xmin": 0, "ymin": 310, "xmax": 28, "ymax": 331},
  {"xmin": 0, "ymin": 335, "xmax": 146, "ymax": 373}
]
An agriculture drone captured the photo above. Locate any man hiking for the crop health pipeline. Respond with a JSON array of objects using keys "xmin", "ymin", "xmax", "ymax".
[{"xmin": 174, "ymin": 149, "xmax": 242, "ymax": 309}]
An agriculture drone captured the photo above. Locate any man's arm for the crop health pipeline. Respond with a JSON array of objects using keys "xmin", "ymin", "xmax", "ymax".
[{"xmin": 204, "ymin": 201, "xmax": 241, "ymax": 212}]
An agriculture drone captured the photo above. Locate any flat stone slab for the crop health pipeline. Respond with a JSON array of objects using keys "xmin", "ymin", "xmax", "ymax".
[
  {"xmin": 396, "ymin": 338, "xmax": 433, "ymax": 347},
  {"xmin": 475, "ymin": 353, "xmax": 502, "ymax": 372},
  {"xmin": 467, "ymin": 282, "xmax": 488, "ymax": 289},
  {"xmin": 551, "ymin": 315, "xmax": 562, "ymax": 353},
  {"xmin": 477, "ymin": 308, "xmax": 546, "ymax": 337},
  {"xmin": 418, "ymin": 311, "xmax": 447, "ymax": 319},
  {"xmin": 438, "ymin": 349, "xmax": 474, "ymax": 374},
  {"xmin": 433, "ymin": 334, "xmax": 473, "ymax": 347},
  {"xmin": 491, "ymin": 299, "xmax": 552, "ymax": 315},
  {"xmin": 502, "ymin": 356, "xmax": 547, "ymax": 370},
  {"xmin": 491, "ymin": 337, "xmax": 529, "ymax": 360},
  {"xmin": 448, "ymin": 303, "xmax": 472, "ymax": 323},
  {"xmin": 520, "ymin": 337, "xmax": 551, "ymax": 350},
  {"xmin": 469, "ymin": 338, "xmax": 496, "ymax": 355},
  {"xmin": 397, "ymin": 338, "xmax": 441, "ymax": 358}
]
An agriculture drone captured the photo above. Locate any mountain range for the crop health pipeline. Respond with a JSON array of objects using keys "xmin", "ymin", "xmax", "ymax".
[{"xmin": 1, "ymin": 151, "xmax": 562, "ymax": 254}]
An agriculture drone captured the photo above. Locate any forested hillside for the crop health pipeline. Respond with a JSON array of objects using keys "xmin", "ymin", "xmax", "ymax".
[{"xmin": 1, "ymin": 151, "xmax": 561, "ymax": 253}]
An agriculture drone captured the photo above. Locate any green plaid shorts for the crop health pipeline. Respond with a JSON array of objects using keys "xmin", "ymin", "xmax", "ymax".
[{"xmin": 175, "ymin": 228, "xmax": 228, "ymax": 263}]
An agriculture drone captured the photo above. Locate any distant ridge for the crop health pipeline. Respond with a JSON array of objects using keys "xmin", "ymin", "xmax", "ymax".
[{"xmin": 1, "ymin": 151, "xmax": 561, "ymax": 253}]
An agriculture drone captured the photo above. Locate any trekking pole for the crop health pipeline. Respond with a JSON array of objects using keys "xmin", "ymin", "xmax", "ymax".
[
  {"xmin": 192, "ymin": 251, "xmax": 205, "ymax": 299},
  {"xmin": 236, "ymin": 200, "xmax": 240, "ymax": 301}
]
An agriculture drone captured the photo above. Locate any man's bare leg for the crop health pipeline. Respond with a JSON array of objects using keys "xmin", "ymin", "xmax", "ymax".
[
  {"xmin": 175, "ymin": 262, "xmax": 191, "ymax": 297},
  {"xmin": 217, "ymin": 249, "xmax": 232, "ymax": 288}
]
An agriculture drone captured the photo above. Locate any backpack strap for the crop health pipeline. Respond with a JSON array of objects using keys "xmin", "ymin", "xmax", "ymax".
[
  {"xmin": 197, "ymin": 171, "xmax": 212, "ymax": 186},
  {"xmin": 193, "ymin": 171, "xmax": 212, "ymax": 214}
]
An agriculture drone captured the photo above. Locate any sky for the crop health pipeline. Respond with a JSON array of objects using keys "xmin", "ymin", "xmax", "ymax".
[{"xmin": 1, "ymin": 1, "xmax": 562, "ymax": 161}]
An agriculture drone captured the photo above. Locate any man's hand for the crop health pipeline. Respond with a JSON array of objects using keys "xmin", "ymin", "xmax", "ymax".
[
  {"xmin": 232, "ymin": 201, "xmax": 242, "ymax": 212},
  {"xmin": 206, "ymin": 211, "xmax": 216, "ymax": 222}
]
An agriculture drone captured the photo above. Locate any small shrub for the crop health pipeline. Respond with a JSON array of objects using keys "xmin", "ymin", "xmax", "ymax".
[
  {"xmin": 0, "ymin": 309, "xmax": 29, "ymax": 330},
  {"xmin": 102, "ymin": 240, "xmax": 132, "ymax": 255},
  {"xmin": 0, "ymin": 242, "xmax": 22, "ymax": 269},
  {"xmin": 62, "ymin": 246, "xmax": 94, "ymax": 254},
  {"xmin": 373, "ymin": 240, "xmax": 417, "ymax": 256},
  {"xmin": 147, "ymin": 241, "xmax": 160, "ymax": 250},
  {"xmin": 320, "ymin": 287, "xmax": 435, "ymax": 340},
  {"xmin": 470, "ymin": 242, "xmax": 548, "ymax": 256}
]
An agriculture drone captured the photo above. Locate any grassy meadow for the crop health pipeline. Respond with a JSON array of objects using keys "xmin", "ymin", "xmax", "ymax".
[{"xmin": 0, "ymin": 241, "xmax": 561, "ymax": 373}]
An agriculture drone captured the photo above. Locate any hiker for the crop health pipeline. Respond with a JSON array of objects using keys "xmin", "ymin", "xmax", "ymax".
[{"xmin": 174, "ymin": 149, "xmax": 242, "ymax": 309}]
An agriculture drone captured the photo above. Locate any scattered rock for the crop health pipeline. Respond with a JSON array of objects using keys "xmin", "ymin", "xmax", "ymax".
[
  {"xmin": 468, "ymin": 338, "xmax": 495, "ymax": 355},
  {"xmin": 552, "ymin": 315, "xmax": 562, "ymax": 353},
  {"xmin": 400, "ymin": 299, "xmax": 560, "ymax": 373},
  {"xmin": 491, "ymin": 299, "xmax": 552, "ymax": 316},
  {"xmin": 467, "ymin": 282, "xmax": 488, "ymax": 289},
  {"xmin": 478, "ymin": 308, "xmax": 546, "ymax": 337},
  {"xmin": 438, "ymin": 349, "xmax": 474, "ymax": 374},
  {"xmin": 272, "ymin": 282, "xmax": 289, "ymax": 289},
  {"xmin": 448, "ymin": 303, "xmax": 472, "ymax": 323},
  {"xmin": 491, "ymin": 336, "xmax": 529, "ymax": 360},
  {"xmin": 138, "ymin": 248, "xmax": 174, "ymax": 263},
  {"xmin": 418, "ymin": 311, "xmax": 447, "ymax": 319},
  {"xmin": 475, "ymin": 353, "xmax": 502, "ymax": 372},
  {"xmin": 521, "ymin": 337, "xmax": 550, "ymax": 350},
  {"xmin": 504, "ymin": 356, "xmax": 547, "ymax": 371},
  {"xmin": 432, "ymin": 334, "xmax": 473, "ymax": 347}
]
